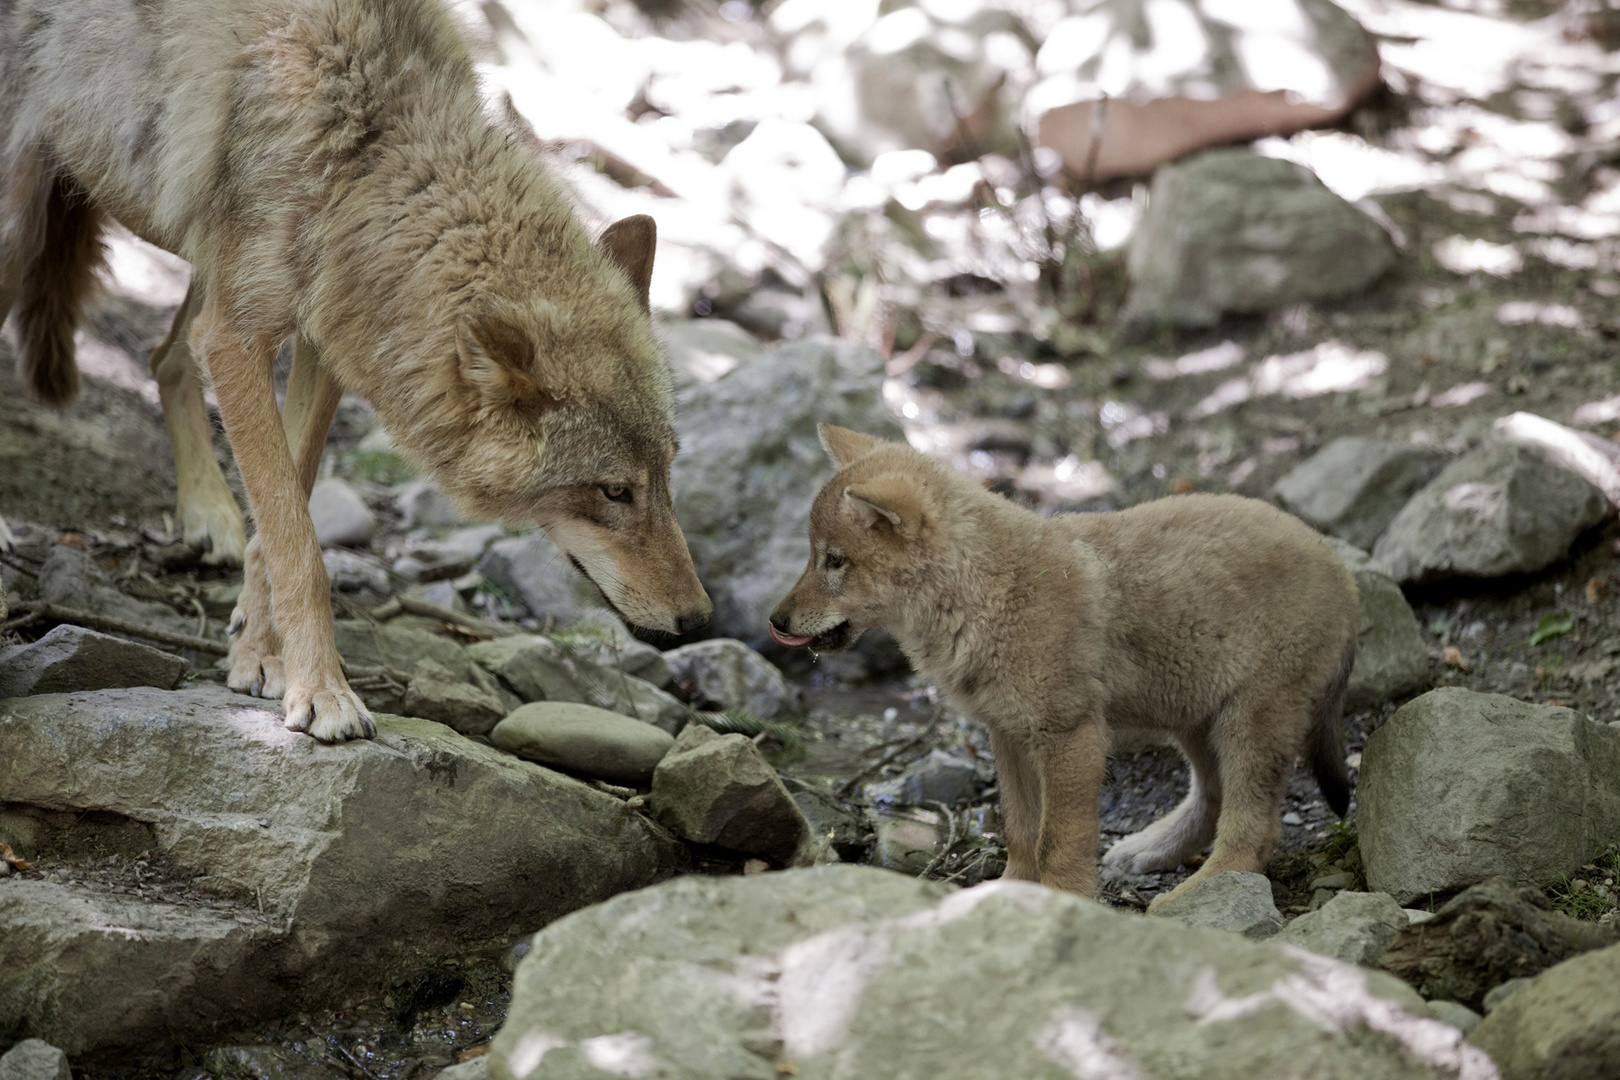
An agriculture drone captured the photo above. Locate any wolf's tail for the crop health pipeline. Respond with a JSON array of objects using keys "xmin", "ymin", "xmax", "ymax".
[
  {"xmin": 7, "ymin": 171, "xmax": 104, "ymax": 406},
  {"xmin": 1308, "ymin": 636, "xmax": 1355, "ymax": 818}
]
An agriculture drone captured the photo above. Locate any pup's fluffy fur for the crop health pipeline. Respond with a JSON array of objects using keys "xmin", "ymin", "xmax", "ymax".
[
  {"xmin": 2, "ymin": 0, "xmax": 711, "ymax": 741},
  {"xmin": 771, "ymin": 426, "xmax": 1359, "ymax": 906}
]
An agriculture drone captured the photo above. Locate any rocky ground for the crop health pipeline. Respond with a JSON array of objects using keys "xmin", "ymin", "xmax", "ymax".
[{"xmin": 6, "ymin": 0, "xmax": 1620, "ymax": 1078}]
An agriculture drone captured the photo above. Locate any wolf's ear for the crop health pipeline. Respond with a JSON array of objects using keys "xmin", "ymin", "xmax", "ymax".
[
  {"xmin": 844, "ymin": 476, "xmax": 923, "ymax": 540},
  {"xmin": 456, "ymin": 315, "xmax": 558, "ymax": 418},
  {"xmin": 819, "ymin": 423, "xmax": 883, "ymax": 470},
  {"xmin": 600, "ymin": 215, "xmax": 656, "ymax": 314}
]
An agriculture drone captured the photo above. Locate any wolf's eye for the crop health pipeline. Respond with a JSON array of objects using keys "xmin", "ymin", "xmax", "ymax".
[
  {"xmin": 825, "ymin": 552, "xmax": 847, "ymax": 571},
  {"xmin": 602, "ymin": 484, "xmax": 632, "ymax": 503}
]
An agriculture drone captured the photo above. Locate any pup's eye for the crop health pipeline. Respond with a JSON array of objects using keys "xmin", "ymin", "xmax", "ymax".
[
  {"xmin": 602, "ymin": 484, "xmax": 632, "ymax": 503},
  {"xmin": 825, "ymin": 552, "xmax": 847, "ymax": 571}
]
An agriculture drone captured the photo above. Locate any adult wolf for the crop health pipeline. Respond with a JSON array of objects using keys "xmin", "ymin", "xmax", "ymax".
[{"xmin": 0, "ymin": 0, "xmax": 712, "ymax": 741}]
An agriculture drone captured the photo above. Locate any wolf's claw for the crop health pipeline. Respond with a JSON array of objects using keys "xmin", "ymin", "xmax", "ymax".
[{"xmin": 285, "ymin": 682, "xmax": 373, "ymax": 742}]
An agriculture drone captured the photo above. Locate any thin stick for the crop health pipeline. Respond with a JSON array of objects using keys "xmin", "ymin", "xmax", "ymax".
[
  {"xmin": 373, "ymin": 596, "xmax": 519, "ymax": 639},
  {"xmin": 1, "ymin": 601, "xmax": 228, "ymax": 655},
  {"xmin": 836, "ymin": 708, "xmax": 943, "ymax": 799}
]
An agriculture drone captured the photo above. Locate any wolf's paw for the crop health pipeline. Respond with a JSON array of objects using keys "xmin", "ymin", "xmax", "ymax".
[
  {"xmin": 1101, "ymin": 835, "xmax": 1187, "ymax": 875},
  {"xmin": 179, "ymin": 488, "xmax": 247, "ymax": 566},
  {"xmin": 227, "ymin": 640, "xmax": 287, "ymax": 699},
  {"xmin": 285, "ymin": 681, "xmax": 375, "ymax": 742}
]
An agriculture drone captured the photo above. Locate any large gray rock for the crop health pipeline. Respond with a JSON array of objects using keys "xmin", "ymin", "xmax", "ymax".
[
  {"xmin": 1324, "ymin": 539, "xmax": 1431, "ymax": 709},
  {"xmin": 35, "ymin": 544, "xmax": 195, "ymax": 638},
  {"xmin": 0, "ymin": 1040, "xmax": 70, "ymax": 1080},
  {"xmin": 671, "ymin": 336, "xmax": 904, "ymax": 645},
  {"xmin": 1371, "ymin": 443, "xmax": 1610, "ymax": 585},
  {"xmin": 1359, "ymin": 689, "xmax": 1620, "ymax": 904},
  {"xmin": 554, "ymin": 611, "xmax": 672, "ymax": 689},
  {"xmin": 401, "ymin": 657, "xmax": 509, "ymax": 737},
  {"xmin": 1123, "ymin": 150, "xmax": 1395, "ymax": 329},
  {"xmin": 490, "ymin": 702, "xmax": 676, "ymax": 786},
  {"xmin": 396, "ymin": 477, "xmax": 464, "ymax": 530},
  {"xmin": 1469, "ymin": 941, "xmax": 1620, "ymax": 1080},
  {"xmin": 0, "ymin": 686, "xmax": 680, "ymax": 1060},
  {"xmin": 476, "ymin": 533, "xmax": 609, "ymax": 627},
  {"xmin": 394, "ymin": 525, "xmax": 505, "ymax": 583},
  {"xmin": 308, "ymin": 478, "xmax": 376, "ymax": 548},
  {"xmin": 1275, "ymin": 439, "xmax": 1451, "ymax": 551},
  {"xmin": 662, "ymin": 639, "xmax": 803, "ymax": 719},
  {"xmin": 866, "ymin": 749, "xmax": 980, "ymax": 809},
  {"xmin": 660, "ymin": 318, "xmax": 765, "ymax": 387},
  {"xmin": 468, "ymin": 635, "xmax": 688, "ymax": 734},
  {"xmin": 1278, "ymin": 891, "xmax": 1408, "ymax": 967},
  {"xmin": 1150, "ymin": 871, "xmax": 1284, "ymax": 940},
  {"xmin": 650, "ymin": 724, "xmax": 811, "ymax": 863},
  {"xmin": 0, "ymin": 625, "xmax": 187, "ymax": 697},
  {"xmin": 488, "ymin": 867, "xmax": 1494, "ymax": 1080}
]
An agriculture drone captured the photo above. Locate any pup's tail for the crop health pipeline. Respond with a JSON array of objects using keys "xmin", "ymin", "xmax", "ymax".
[
  {"xmin": 8, "ymin": 171, "xmax": 104, "ymax": 406},
  {"xmin": 1308, "ymin": 636, "xmax": 1355, "ymax": 818}
]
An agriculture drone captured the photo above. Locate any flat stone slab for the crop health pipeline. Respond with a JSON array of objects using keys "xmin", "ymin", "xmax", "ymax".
[
  {"xmin": 491, "ymin": 702, "xmax": 675, "ymax": 786},
  {"xmin": 0, "ymin": 686, "xmax": 680, "ymax": 1061},
  {"xmin": 1277, "ymin": 890, "xmax": 1408, "ymax": 967},
  {"xmin": 0, "ymin": 625, "xmax": 188, "ymax": 697},
  {"xmin": 1149, "ymin": 871, "xmax": 1284, "ymax": 940},
  {"xmin": 489, "ymin": 866, "xmax": 1492, "ymax": 1080}
]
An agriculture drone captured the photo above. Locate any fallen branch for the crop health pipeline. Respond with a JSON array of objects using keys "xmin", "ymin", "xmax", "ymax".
[
  {"xmin": 370, "ymin": 596, "xmax": 519, "ymax": 639},
  {"xmin": 0, "ymin": 601, "xmax": 228, "ymax": 655}
]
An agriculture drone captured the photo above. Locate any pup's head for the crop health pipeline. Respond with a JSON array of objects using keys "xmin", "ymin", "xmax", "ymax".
[
  {"xmin": 768, "ymin": 424, "xmax": 934, "ymax": 651},
  {"xmin": 421, "ymin": 216, "xmax": 711, "ymax": 635}
]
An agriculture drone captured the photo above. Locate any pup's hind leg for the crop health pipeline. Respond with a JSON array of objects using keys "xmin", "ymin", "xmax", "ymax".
[
  {"xmin": 1030, "ymin": 721, "xmax": 1109, "ymax": 896},
  {"xmin": 1147, "ymin": 690, "xmax": 1305, "ymax": 909},
  {"xmin": 1102, "ymin": 731, "xmax": 1221, "ymax": 874},
  {"xmin": 990, "ymin": 729, "xmax": 1043, "ymax": 881},
  {"xmin": 151, "ymin": 283, "xmax": 247, "ymax": 564},
  {"xmin": 203, "ymin": 304, "xmax": 370, "ymax": 743}
]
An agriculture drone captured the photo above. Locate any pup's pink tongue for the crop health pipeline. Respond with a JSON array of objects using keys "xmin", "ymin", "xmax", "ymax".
[{"xmin": 768, "ymin": 623, "xmax": 815, "ymax": 648}]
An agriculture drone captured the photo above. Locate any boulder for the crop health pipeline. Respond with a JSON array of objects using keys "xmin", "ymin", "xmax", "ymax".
[
  {"xmin": 394, "ymin": 525, "xmax": 505, "ymax": 584},
  {"xmin": 0, "ymin": 626, "xmax": 187, "ymax": 697},
  {"xmin": 650, "ymin": 724, "xmax": 811, "ymax": 863},
  {"xmin": 870, "ymin": 809, "xmax": 943, "ymax": 873},
  {"xmin": 866, "ymin": 749, "xmax": 980, "ymax": 809},
  {"xmin": 1030, "ymin": 0, "xmax": 1381, "ymax": 182},
  {"xmin": 476, "ymin": 534, "xmax": 608, "ymax": 627},
  {"xmin": 660, "ymin": 319, "xmax": 765, "ymax": 387},
  {"xmin": 662, "ymin": 639, "xmax": 803, "ymax": 719},
  {"xmin": 1150, "ymin": 871, "xmax": 1284, "ymax": 940},
  {"xmin": 396, "ymin": 478, "xmax": 464, "ymax": 530},
  {"xmin": 1378, "ymin": 880, "xmax": 1617, "ymax": 1013},
  {"xmin": 1123, "ymin": 149, "xmax": 1396, "ymax": 329},
  {"xmin": 1469, "ymin": 941, "xmax": 1620, "ymax": 1080},
  {"xmin": 1371, "ymin": 443, "xmax": 1610, "ymax": 585},
  {"xmin": 321, "ymin": 549, "xmax": 391, "ymax": 593},
  {"xmin": 35, "ymin": 544, "xmax": 195, "ymax": 637},
  {"xmin": 1275, "ymin": 439, "xmax": 1451, "ymax": 551},
  {"xmin": 1277, "ymin": 891, "xmax": 1408, "ymax": 967},
  {"xmin": 468, "ymin": 635, "xmax": 688, "ymax": 734},
  {"xmin": 0, "ymin": 686, "xmax": 681, "ymax": 1061},
  {"xmin": 489, "ymin": 866, "xmax": 1493, "ymax": 1080},
  {"xmin": 308, "ymin": 478, "xmax": 376, "ymax": 548},
  {"xmin": 0, "ymin": 1040, "xmax": 70, "ymax": 1080},
  {"xmin": 1359, "ymin": 689, "xmax": 1620, "ymax": 903},
  {"xmin": 1324, "ymin": 539, "xmax": 1431, "ymax": 709},
  {"xmin": 401, "ymin": 657, "xmax": 509, "ymax": 737},
  {"xmin": 553, "ymin": 612, "xmax": 671, "ymax": 688},
  {"xmin": 672, "ymin": 336, "xmax": 904, "ymax": 644},
  {"xmin": 490, "ymin": 703, "xmax": 676, "ymax": 787}
]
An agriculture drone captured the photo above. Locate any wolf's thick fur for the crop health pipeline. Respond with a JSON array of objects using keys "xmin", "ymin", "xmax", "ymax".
[
  {"xmin": 771, "ymin": 426, "xmax": 1359, "ymax": 906},
  {"xmin": 1, "ymin": 0, "xmax": 711, "ymax": 741}
]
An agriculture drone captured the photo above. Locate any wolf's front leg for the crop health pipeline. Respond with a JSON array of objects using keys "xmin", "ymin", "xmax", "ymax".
[
  {"xmin": 227, "ymin": 535, "xmax": 285, "ymax": 697},
  {"xmin": 200, "ymin": 309, "xmax": 370, "ymax": 742},
  {"xmin": 1031, "ymin": 721, "xmax": 1108, "ymax": 897},
  {"xmin": 152, "ymin": 284, "xmax": 247, "ymax": 565}
]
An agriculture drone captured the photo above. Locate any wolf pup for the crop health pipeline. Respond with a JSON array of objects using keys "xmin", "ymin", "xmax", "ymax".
[
  {"xmin": 770, "ymin": 425, "xmax": 1358, "ymax": 907},
  {"xmin": 1, "ymin": 0, "xmax": 711, "ymax": 742}
]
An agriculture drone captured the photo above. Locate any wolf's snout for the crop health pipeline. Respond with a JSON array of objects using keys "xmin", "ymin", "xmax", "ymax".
[{"xmin": 676, "ymin": 607, "xmax": 711, "ymax": 635}]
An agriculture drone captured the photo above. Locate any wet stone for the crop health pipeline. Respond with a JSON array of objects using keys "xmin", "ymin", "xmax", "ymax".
[
  {"xmin": 1277, "ymin": 890, "xmax": 1408, "ymax": 967},
  {"xmin": 662, "ymin": 638, "xmax": 803, "ymax": 719},
  {"xmin": 401, "ymin": 657, "xmax": 509, "ymax": 737},
  {"xmin": 866, "ymin": 749, "xmax": 980, "ymax": 809}
]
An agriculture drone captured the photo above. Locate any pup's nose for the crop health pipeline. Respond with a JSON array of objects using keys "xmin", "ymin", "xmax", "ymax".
[{"xmin": 676, "ymin": 608, "xmax": 711, "ymax": 635}]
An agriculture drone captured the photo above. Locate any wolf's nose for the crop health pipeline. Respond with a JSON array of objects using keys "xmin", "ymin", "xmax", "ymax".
[{"xmin": 676, "ymin": 609, "xmax": 710, "ymax": 635}]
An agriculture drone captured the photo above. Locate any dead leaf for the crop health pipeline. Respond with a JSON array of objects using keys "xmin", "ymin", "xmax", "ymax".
[
  {"xmin": 777, "ymin": 1064, "xmax": 799, "ymax": 1076},
  {"xmin": 1442, "ymin": 645, "xmax": 1470, "ymax": 671},
  {"xmin": 1, "ymin": 842, "xmax": 33, "ymax": 871},
  {"xmin": 1169, "ymin": 477, "xmax": 1197, "ymax": 495},
  {"xmin": 1589, "ymin": 577, "xmax": 1609, "ymax": 603},
  {"xmin": 458, "ymin": 1046, "xmax": 489, "ymax": 1061}
]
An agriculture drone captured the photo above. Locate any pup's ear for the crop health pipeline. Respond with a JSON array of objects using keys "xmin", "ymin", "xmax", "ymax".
[
  {"xmin": 844, "ymin": 476, "xmax": 923, "ymax": 540},
  {"xmin": 819, "ymin": 423, "xmax": 883, "ymax": 470},
  {"xmin": 600, "ymin": 215, "xmax": 656, "ymax": 314},
  {"xmin": 456, "ymin": 315, "xmax": 558, "ymax": 418}
]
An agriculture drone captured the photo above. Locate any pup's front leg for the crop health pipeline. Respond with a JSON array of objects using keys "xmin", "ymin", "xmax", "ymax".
[
  {"xmin": 1031, "ymin": 722, "xmax": 1108, "ymax": 897},
  {"xmin": 989, "ymin": 729, "xmax": 1042, "ymax": 881},
  {"xmin": 200, "ymin": 309, "xmax": 371, "ymax": 742}
]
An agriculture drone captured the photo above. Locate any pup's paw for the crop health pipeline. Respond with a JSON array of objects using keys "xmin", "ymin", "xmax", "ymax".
[
  {"xmin": 1145, "ymin": 890, "xmax": 1176, "ymax": 914},
  {"xmin": 284, "ymin": 680, "xmax": 375, "ymax": 742},
  {"xmin": 180, "ymin": 488, "xmax": 247, "ymax": 566}
]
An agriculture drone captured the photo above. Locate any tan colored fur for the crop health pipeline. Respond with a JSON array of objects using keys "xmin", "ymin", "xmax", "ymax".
[
  {"xmin": 771, "ymin": 426, "xmax": 1359, "ymax": 906},
  {"xmin": 2, "ymin": 0, "xmax": 711, "ymax": 740}
]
